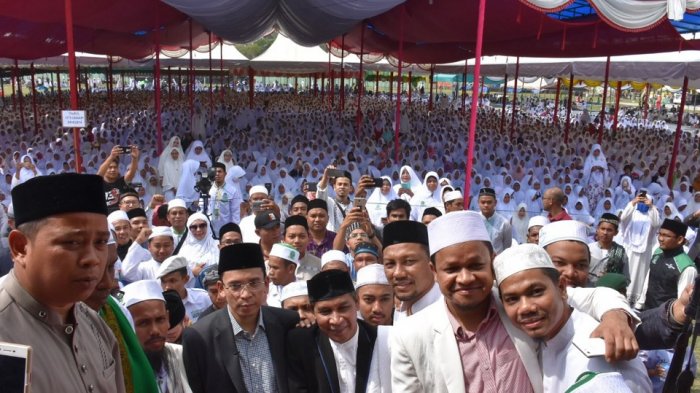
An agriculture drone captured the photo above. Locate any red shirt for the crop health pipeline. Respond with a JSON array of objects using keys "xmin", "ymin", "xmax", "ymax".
[{"xmin": 548, "ymin": 209, "xmax": 572, "ymax": 222}]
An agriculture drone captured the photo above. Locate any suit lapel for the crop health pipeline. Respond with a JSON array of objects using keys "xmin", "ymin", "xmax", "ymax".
[
  {"xmin": 316, "ymin": 331, "xmax": 341, "ymax": 393},
  {"xmin": 262, "ymin": 308, "xmax": 288, "ymax": 393},
  {"xmin": 433, "ymin": 305, "xmax": 466, "ymax": 393},
  {"xmin": 355, "ymin": 321, "xmax": 377, "ymax": 393},
  {"xmin": 213, "ymin": 312, "xmax": 248, "ymax": 393}
]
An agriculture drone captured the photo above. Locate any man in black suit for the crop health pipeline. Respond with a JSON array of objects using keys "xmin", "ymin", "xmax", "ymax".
[
  {"xmin": 182, "ymin": 243, "xmax": 299, "ymax": 393},
  {"xmin": 287, "ymin": 269, "xmax": 379, "ymax": 393}
]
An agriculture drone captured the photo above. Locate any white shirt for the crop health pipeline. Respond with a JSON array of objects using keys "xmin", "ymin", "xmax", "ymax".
[
  {"xmin": 240, "ymin": 214, "xmax": 260, "ymax": 243},
  {"xmin": 119, "ymin": 241, "xmax": 152, "ymax": 282},
  {"xmin": 266, "ymin": 283, "xmax": 283, "ymax": 308},
  {"xmin": 481, "ymin": 212, "xmax": 513, "ymax": 254},
  {"xmin": 184, "ymin": 288, "xmax": 212, "ymax": 322},
  {"xmin": 329, "ymin": 325, "xmax": 359, "ymax": 393},
  {"xmin": 393, "ymin": 282, "xmax": 442, "ymax": 323},
  {"xmin": 541, "ymin": 309, "xmax": 651, "ymax": 393}
]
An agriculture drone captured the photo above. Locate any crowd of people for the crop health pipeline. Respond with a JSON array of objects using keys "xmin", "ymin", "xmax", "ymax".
[{"xmin": 1, "ymin": 87, "xmax": 700, "ymax": 392}]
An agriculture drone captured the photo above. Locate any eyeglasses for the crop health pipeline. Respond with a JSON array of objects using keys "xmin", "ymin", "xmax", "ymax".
[
  {"xmin": 189, "ymin": 223, "xmax": 207, "ymax": 231},
  {"xmin": 348, "ymin": 232, "xmax": 369, "ymax": 239},
  {"xmin": 120, "ymin": 199, "xmax": 140, "ymax": 207},
  {"xmin": 224, "ymin": 280, "xmax": 265, "ymax": 294}
]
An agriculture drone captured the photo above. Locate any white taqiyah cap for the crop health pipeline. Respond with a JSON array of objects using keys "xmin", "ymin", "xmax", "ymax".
[
  {"xmin": 494, "ymin": 243, "xmax": 555, "ymax": 285},
  {"xmin": 108, "ymin": 210, "xmax": 129, "ymax": 225},
  {"xmin": 355, "ymin": 264, "xmax": 389, "ymax": 289},
  {"xmin": 538, "ymin": 220, "xmax": 588, "ymax": 248},
  {"xmin": 428, "ymin": 211, "xmax": 490, "ymax": 256},
  {"xmin": 168, "ymin": 198, "xmax": 187, "ymax": 211},
  {"xmin": 280, "ymin": 281, "xmax": 308, "ymax": 303},
  {"xmin": 270, "ymin": 243, "xmax": 300, "ymax": 265},
  {"xmin": 443, "ymin": 190, "xmax": 463, "ymax": 203},
  {"xmin": 249, "ymin": 185, "xmax": 269, "ymax": 196},
  {"xmin": 321, "ymin": 250, "xmax": 349, "ymax": 268},
  {"xmin": 149, "ymin": 226, "xmax": 174, "ymax": 240},
  {"xmin": 156, "ymin": 255, "xmax": 189, "ymax": 279},
  {"xmin": 528, "ymin": 215, "xmax": 550, "ymax": 230},
  {"xmin": 122, "ymin": 280, "xmax": 165, "ymax": 308}
]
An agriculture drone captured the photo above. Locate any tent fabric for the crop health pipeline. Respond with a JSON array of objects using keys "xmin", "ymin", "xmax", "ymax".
[{"xmin": 161, "ymin": 0, "xmax": 405, "ymax": 47}]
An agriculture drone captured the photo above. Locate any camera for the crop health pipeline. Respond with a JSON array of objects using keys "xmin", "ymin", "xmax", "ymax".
[{"xmin": 194, "ymin": 167, "xmax": 216, "ymax": 195}]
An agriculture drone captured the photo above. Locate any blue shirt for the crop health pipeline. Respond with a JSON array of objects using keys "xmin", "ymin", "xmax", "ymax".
[{"xmin": 227, "ymin": 308, "xmax": 279, "ymax": 393}]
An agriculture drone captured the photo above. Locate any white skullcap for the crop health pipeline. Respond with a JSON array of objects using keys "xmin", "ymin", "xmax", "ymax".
[
  {"xmin": 321, "ymin": 250, "xmax": 349, "ymax": 268},
  {"xmin": 156, "ymin": 255, "xmax": 189, "ymax": 279},
  {"xmin": 168, "ymin": 198, "xmax": 187, "ymax": 211},
  {"xmin": 280, "ymin": 281, "xmax": 308, "ymax": 303},
  {"xmin": 428, "ymin": 211, "xmax": 490, "ymax": 256},
  {"xmin": 229, "ymin": 165, "xmax": 245, "ymax": 179},
  {"xmin": 355, "ymin": 264, "xmax": 390, "ymax": 289},
  {"xmin": 494, "ymin": 243, "xmax": 555, "ymax": 285},
  {"xmin": 443, "ymin": 190, "xmax": 463, "ymax": 203},
  {"xmin": 108, "ymin": 210, "xmax": 129, "ymax": 225},
  {"xmin": 122, "ymin": 280, "xmax": 165, "ymax": 308},
  {"xmin": 270, "ymin": 243, "xmax": 300, "ymax": 264},
  {"xmin": 538, "ymin": 220, "xmax": 588, "ymax": 248},
  {"xmin": 528, "ymin": 216, "xmax": 550, "ymax": 230},
  {"xmin": 249, "ymin": 185, "xmax": 269, "ymax": 196},
  {"xmin": 149, "ymin": 226, "xmax": 174, "ymax": 240}
]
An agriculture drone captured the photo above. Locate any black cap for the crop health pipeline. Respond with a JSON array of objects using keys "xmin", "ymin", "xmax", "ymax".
[
  {"xmin": 382, "ymin": 220, "xmax": 429, "ymax": 249},
  {"xmin": 290, "ymin": 195, "xmax": 309, "ymax": 208},
  {"xmin": 660, "ymin": 218, "xmax": 688, "ymax": 237},
  {"xmin": 218, "ymin": 222, "xmax": 242, "ymax": 239},
  {"xmin": 307, "ymin": 269, "xmax": 355, "ymax": 303},
  {"xmin": 219, "ymin": 243, "xmax": 266, "ymax": 276},
  {"xmin": 127, "ymin": 208, "xmax": 147, "ymax": 219},
  {"xmin": 162, "ymin": 289, "xmax": 186, "ymax": 329},
  {"xmin": 478, "ymin": 187, "xmax": 496, "ymax": 198},
  {"xmin": 284, "ymin": 215, "xmax": 308, "ymax": 231},
  {"xmin": 599, "ymin": 213, "xmax": 620, "ymax": 228},
  {"xmin": 308, "ymin": 199, "xmax": 328, "ymax": 212},
  {"xmin": 13, "ymin": 173, "xmax": 108, "ymax": 227},
  {"xmin": 255, "ymin": 210, "xmax": 280, "ymax": 229},
  {"xmin": 422, "ymin": 207, "xmax": 443, "ymax": 218}
]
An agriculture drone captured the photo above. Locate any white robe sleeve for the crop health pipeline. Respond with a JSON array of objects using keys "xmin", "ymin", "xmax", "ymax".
[
  {"xmin": 566, "ymin": 286, "xmax": 640, "ymax": 324},
  {"xmin": 120, "ymin": 242, "xmax": 152, "ymax": 282},
  {"xmin": 678, "ymin": 267, "xmax": 697, "ymax": 299}
]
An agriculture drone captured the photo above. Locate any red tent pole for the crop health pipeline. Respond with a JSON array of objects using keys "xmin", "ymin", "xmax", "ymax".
[
  {"xmin": 167, "ymin": 66, "xmax": 172, "ymax": 104},
  {"xmin": 565, "ymin": 73, "xmax": 574, "ymax": 144},
  {"xmin": 178, "ymin": 67, "xmax": 182, "ymax": 99},
  {"xmin": 500, "ymin": 73, "xmax": 507, "ymax": 133},
  {"xmin": 30, "ymin": 63, "xmax": 38, "ymax": 134},
  {"xmin": 107, "ymin": 56, "xmax": 113, "ymax": 109},
  {"xmin": 643, "ymin": 83, "xmax": 650, "ymax": 121},
  {"xmin": 339, "ymin": 35, "xmax": 346, "ymax": 117},
  {"xmin": 510, "ymin": 56, "xmax": 520, "ymax": 138},
  {"xmin": 463, "ymin": 0, "xmax": 487, "ymax": 200},
  {"xmin": 248, "ymin": 66, "xmax": 254, "ymax": 109},
  {"xmin": 314, "ymin": 74, "xmax": 318, "ymax": 97},
  {"xmin": 389, "ymin": 72, "xmax": 393, "ymax": 100},
  {"xmin": 154, "ymin": 0, "xmax": 163, "ymax": 155},
  {"xmin": 84, "ymin": 69, "xmax": 90, "ymax": 103},
  {"xmin": 428, "ymin": 65, "xmax": 434, "ymax": 111},
  {"xmin": 321, "ymin": 73, "xmax": 325, "ymax": 101},
  {"xmin": 219, "ymin": 38, "xmax": 225, "ymax": 103},
  {"xmin": 121, "ymin": 71, "xmax": 125, "ymax": 93},
  {"xmin": 327, "ymin": 43, "xmax": 331, "ymax": 109},
  {"xmin": 10, "ymin": 68, "xmax": 16, "ymax": 110},
  {"xmin": 0, "ymin": 72, "xmax": 5, "ymax": 107},
  {"xmin": 598, "ymin": 56, "xmax": 610, "ymax": 143},
  {"xmin": 479, "ymin": 75, "xmax": 485, "ymax": 108},
  {"xmin": 188, "ymin": 19, "xmax": 194, "ymax": 123},
  {"xmin": 64, "ymin": 0, "xmax": 82, "ymax": 172},
  {"xmin": 208, "ymin": 33, "xmax": 213, "ymax": 118},
  {"xmin": 330, "ymin": 69, "xmax": 335, "ymax": 109},
  {"xmin": 612, "ymin": 81, "xmax": 622, "ymax": 134},
  {"xmin": 394, "ymin": 6, "xmax": 405, "ymax": 164},
  {"xmin": 15, "ymin": 61, "xmax": 26, "ymax": 133},
  {"xmin": 553, "ymin": 77, "xmax": 561, "ymax": 125},
  {"xmin": 408, "ymin": 71, "xmax": 412, "ymax": 107},
  {"xmin": 375, "ymin": 70, "xmax": 379, "ymax": 95},
  {"xmin": 356, "ymin": 23, "xmax": 365, "ymax": 137},
  {"xmin": 461, "ymin": 62, "xmax": 467, "ymax": 114},
  {"xmin": 56, "ymin": 70, "xmax": 62, "ymax": 110},
  {"xmin": 668, "ymin": 76, "xmax": 688, "ymax": 189}
]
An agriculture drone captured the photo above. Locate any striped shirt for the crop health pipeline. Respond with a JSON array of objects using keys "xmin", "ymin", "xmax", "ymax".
[{"xmin": 227, "ymin": 309, "xmax": 278, "ymax": 393}]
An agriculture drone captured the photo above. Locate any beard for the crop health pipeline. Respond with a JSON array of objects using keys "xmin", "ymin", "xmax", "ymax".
[{"xmin": 144, "ymin": 349, "xmax": 165, "ymax": 372}]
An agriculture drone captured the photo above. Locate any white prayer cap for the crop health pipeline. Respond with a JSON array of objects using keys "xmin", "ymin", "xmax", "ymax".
[
  {"xmin": 108, "ymin": 210, "xmax": 130, "ymax": 225},
  {"xmin": 280, "ymin": 281, "xmax": 308, "ymax": 303},
  {"xmin": 229, "ymin": 165, "xmax": 245, "ymax": 179},
  {"xmin": 428, "ymin": 211, "xmax": 490, "ymax": 256},
  {"xmin": 538, "ymin": 220, "xmax": 588, "ymax": 248},
  {"xmin": 355, "ymin": 264, "xmax": 390, "ymax": 289},
  {"xmin": 122, "ymin": 280, "xmax": 165, "ymax": 308},
  {"xmin": 249, "ymin": 185, "xmax": 269, "ymax": 196},
  {"xmin": 156, "ymin": 255, "xmax": 189, "ymax": 279},
  {"xmin": 149, "ymin": 226, "xmax": 174, "ymax": 240},
  {"xmin": 527, "ymin": 216, "xmax": 550, "ymax": 230},
  {"xmin": 443, "ymin": 190, "xmax": 463, "ymax": 203},
  {"xmin": 321, "ymin": 250, "xmax": 349, "ymax": 268},
  {"xmin": 494, "ymin": 244, "xmax": 555, "ymax": 285},
  {"xmin": 270, "ymin": 243, "xmax": 300, "ymax": 265},
  {"xmin": 168, "ymin": 198, "xmax": 187, "ymax": 211}
]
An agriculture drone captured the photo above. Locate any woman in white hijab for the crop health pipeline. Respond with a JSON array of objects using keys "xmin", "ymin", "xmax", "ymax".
[
  {"xmin": 510, "ymin": 203, "xmax": 529, "ymax": 244},
  {"xmin": 367, "ymin": 176, "xmax": 399, "ymax": 228},
  {"xmin": 158, "ymin": 137, "xmax": 185, "ymax": 200},
  {"xmin": 583, "ymin": 143, "xmax": 609, "ymax": 209},
  {"xmin": 180, "ymin": 212, "xmax": 219, "ymax": 280},
  {"xmin": 496, "ymin": 188, "xmax": 517, "ymax": 220},
  {"xmin": 614, "ymin": 175, "xmax": 636, "ymax": 210},
  {"xmin": 11, "ymin": 155, "xmax": 42, "ymax": 189},
  {"xmin": 175, "ymin": 159, "xmax": 201, "ymax": 205},
  {"xmin": 216, "ymin": 149, "xmax": 235, "ymax": 172},
  {"xmin": 185, "ymin": 140, "xmax": 212, "ymax": 168},
  {"xmin": 662, "ymin": 201, "xmax": 684, "ymax": 221},
  {"xmin": 594, "ymin": 197, "xmax": 616, "ymax": 219},
  {"xmin": 250, "ymin": 165, "xmax": 273, "ymax": 187},
  {"xmin": 394, "ymin": 165, "xmax": 424, "ymax": 202},
  {"xmin": 410, "ymin": 171, "xmax": 443, "ymax": 221}
]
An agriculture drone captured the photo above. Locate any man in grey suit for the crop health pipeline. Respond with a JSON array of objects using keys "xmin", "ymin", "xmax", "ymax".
[{"xmin": 182, "ymin": 243, "xmax": 299, "ymax": 393}]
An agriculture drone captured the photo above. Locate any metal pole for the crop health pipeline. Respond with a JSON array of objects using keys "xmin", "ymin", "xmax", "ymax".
[
  {"xmin": 553, "ymin": 77, "xmax": 561, "ymax": 125},
  {"xmin": 154, "ymin": 0, "xmax": 163, "ymax": 154},
  {"xmin": 30, "ymin": 63, "xmax": 38, "ymax": 134},
  {"xmin": 565, "ymin": 73, "xmax": 574, "ymax": 144},
  {"xmin": 394, "ymin": 6, "xmax": 405, "ymax": 163},
  {"xmin": 667, "ymin": 76, "xmax": 688, "ymax": 189},
  {"xmin": 500, "ymin": 73, "xmax": 507, "ymax": 133},
  {"xmin": 339, "ymin": 35, "xmax": 345, "ymax": 117},
  {"xmin": 598, "ymin": 55, "xmax": 610, "ymax": 144}
]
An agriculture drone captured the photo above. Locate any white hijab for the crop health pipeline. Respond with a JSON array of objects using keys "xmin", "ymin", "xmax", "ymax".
[{"xmin": 179, "ymin": 212, "xmax": 219, "ymax": 271}]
